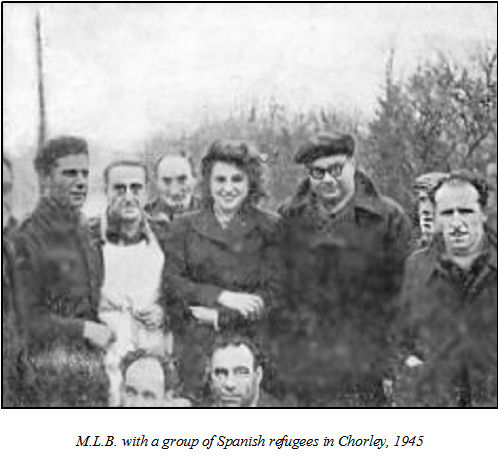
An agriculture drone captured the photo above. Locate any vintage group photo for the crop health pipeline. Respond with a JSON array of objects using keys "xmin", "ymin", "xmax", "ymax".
[{"xmin": 2, "ymin": 3, "xmax": 497, "ymax": 408}]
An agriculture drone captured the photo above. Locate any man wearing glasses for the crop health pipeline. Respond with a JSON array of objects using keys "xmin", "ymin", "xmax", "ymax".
[{"xmin": 276, "ymin": 132, "xmax": 411, "ymax": 407}]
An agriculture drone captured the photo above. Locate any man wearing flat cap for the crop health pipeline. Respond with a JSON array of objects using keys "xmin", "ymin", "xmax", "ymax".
[
  {"xmin": 412, "ymin": 172, "xmax": 448, "ymax": 250},
  {"xmin": 276, "ymin": 132, "xmax": 411, "ymax": 406}
]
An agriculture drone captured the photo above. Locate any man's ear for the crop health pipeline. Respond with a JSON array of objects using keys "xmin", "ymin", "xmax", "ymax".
[{"xmin": 255, "ymin": 366, "xmax": 263, "ymax": 386}]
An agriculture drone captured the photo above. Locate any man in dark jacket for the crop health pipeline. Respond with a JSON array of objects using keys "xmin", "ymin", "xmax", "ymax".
[
  {"xmin": 13, "ymin": 136, "xmax": 113, "ymax": 406},
  {"xmin": 397, "ymin": 170, "xmax": 497, "ymax": 407},
  {"xmin": 145, "ymin": 153, "xmax": 200, "ymax": 223},
  {"xmin": 277, "ymin": 132, "xmax": 412, "ymax": 406}
]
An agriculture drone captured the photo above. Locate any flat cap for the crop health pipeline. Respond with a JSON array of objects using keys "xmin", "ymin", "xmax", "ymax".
[
  {"xmin": 294, "ymin": 132, "xmax": 355, "ymax": 165},
  {"xmin": 413, "ymin": 172, "xmax": 448, "ymax": 192}
]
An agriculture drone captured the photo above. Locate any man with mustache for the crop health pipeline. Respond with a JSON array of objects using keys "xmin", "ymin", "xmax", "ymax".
[
  {"xmin": 397, "ymin": 170, "xmax": 497, "ymax": 406},
  {"xmin": 277, "ymin": 132, "xmax": 411, "ymax": 406},
  {"xmin": 90, "ymin": 159, "xmax": 172, "ymax": 406},
  {"xmin": 13, "ymin": 136, "xmax": 112, "ymax": 406},
  {"xmin": 146, "ymin": 153, "xmax": 200, "ymax": 223}
]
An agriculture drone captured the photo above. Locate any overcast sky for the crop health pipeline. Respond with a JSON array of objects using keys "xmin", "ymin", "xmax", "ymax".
[{"xmin": 3, "ymin": 3, "xmax": 497, "ymax": 155}]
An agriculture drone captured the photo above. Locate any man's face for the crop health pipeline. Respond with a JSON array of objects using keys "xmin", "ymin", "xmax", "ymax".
[
  {"xmin": 210, "ymin": 344, "xmax": 262, "ymax": 407},
  {"xmin": 308, "ymin": 154, "xmax": 356, "ymax": 206},
  {"xmin": 3, "ymin": 162, "xmax": 13, "ymax": 228},
  {"xmin": 157, "ymin": 156, "xmax": 195, "ymax": 211},
  {"xmin": 210, "ymin": 161, "xmax": 249, "ymax": 215},
  {"xmin": 435, "ymin": 182, "xmax": 487, "ymax": 257},
  {"xmin": 47, "ymin": 153, "xmax": 89, "ymax": 210},
  {"xmin": 121, "ymin": 358, "xmax": 166, "ymax": 407},
  {"xmin": 106, "ymin": 165, "xmax": 147, "ymax": 223},
  {"xmin": 417, "ymin": 190, "xmax": 436, "ymax": 236}
]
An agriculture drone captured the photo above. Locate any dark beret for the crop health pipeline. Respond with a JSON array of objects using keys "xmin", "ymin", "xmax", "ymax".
[{"xmin": 294, "ymin": 132, "xmax": 355, "ymax": 165}]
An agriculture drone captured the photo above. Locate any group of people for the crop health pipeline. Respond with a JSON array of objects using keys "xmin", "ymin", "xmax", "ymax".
[{"xmin": 2, "ymin": 132, "xmax": 497, "ymax": 407}]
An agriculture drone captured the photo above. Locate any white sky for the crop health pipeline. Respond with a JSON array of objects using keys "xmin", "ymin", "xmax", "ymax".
[{"xmin": 2, "ymin": 3, "xmax": 497, "ymax": 155}]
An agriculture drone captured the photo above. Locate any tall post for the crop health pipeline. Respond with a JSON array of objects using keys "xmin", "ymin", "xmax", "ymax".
[{"xmin": 35, "ymin": 12, "xmax": 47, "ymax": 152}]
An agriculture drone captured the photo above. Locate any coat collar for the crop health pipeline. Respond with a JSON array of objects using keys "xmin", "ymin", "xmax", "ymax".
[
  {"xmin": 190, "ymin": 204, "xmax": 261, "ymax": 244},
  {"xmin": 32, "ymin": 197, "xmax": 84, "ymax": 231},
  {"xmin": 288, "ymin": 170, "xmax": 385, "ymax": 219},
  {"xmin": 418, "ymin": 230, "xmax": 497, "ymax": 284},
  {"xmin": 147, "ymin": 195, "xmax": 200, "ymax": 221}
]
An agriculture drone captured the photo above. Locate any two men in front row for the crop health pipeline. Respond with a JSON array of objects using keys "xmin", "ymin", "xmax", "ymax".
[{"xmin": 8, "ymin": 133, "xmax": 496, "ymax": 407}]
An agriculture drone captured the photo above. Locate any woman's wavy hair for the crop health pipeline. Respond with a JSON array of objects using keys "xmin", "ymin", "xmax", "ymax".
[{"xmin": 199, "ymin": 139, "xmax": 266, "ymax": 208}]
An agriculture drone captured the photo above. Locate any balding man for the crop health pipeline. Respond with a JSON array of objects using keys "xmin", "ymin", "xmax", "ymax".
[
  {"xmin": 120, "ymin": 350, "xmax": 190, "ymax": 407},
  {"xmin": 146, "ymin": 154, "xmax": 200, "ymax": 223}
]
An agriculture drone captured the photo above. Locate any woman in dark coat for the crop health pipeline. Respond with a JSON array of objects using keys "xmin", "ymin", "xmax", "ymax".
[{"xmin": 162, "ymin": 139, "xmax": 281, "ymax": 400}]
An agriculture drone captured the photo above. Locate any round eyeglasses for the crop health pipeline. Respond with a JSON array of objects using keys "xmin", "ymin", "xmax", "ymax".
[{"xmin": 308, "ymin": 161, "xmax": 346, "ymax": 180}]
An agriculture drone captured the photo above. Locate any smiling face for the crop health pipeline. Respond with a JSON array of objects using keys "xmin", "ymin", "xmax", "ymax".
[
  {"xmin": 435, "ymin": 181, "xmax": 487, "ymax": 257},
  {"xmin": 308, "ymin": 154, "xmax": 356, "ymax": 207},
  {"xmin": 106, "ymin": 164, "xmax": 147, "ymax": 223},
  {"xmin": 210, "ymin": 344, "xmax": 262, "ymax": 408},
  {"xmin": 47, "ymin": 153, "xmax": 89, "ymax": 210},
  {"xmin": 209, "ymin": 161, "xmax": 249, "ymax": 216},
  {"xmin": 157, "ymin": 156, "xmax": 195, "ymax": 211}
]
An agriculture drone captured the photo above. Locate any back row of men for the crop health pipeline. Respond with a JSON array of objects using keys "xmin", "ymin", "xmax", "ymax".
[{"xmin": 2, "ymin": 133, "xmax": 497, "ymax": 407}]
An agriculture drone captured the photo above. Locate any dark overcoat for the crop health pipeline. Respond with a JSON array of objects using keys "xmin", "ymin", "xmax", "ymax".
[
  {"xmin": 396, "ymin": 233, "xmax": 497, "ymax": 407},
  {"xmin": 276, "ymin": 171, "xmax": 412, "ymax": 405},
  {"xmin": 13, "ymin": 197, "xmax": 108, "ymax": 407},
  {"xmin": 162, "ymin": 204, "xmax": 282, "ymax": 398}
]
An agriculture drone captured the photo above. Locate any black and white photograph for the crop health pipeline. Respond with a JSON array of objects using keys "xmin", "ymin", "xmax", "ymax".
[{"xmin": 2, "ymin": 2, "xmax": 497, "ymax": 415}]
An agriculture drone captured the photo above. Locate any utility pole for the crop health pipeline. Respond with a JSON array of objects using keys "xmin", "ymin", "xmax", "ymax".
[{"xmin": 35, "ymin": 11, "xmax": 47, "ymax": 152}]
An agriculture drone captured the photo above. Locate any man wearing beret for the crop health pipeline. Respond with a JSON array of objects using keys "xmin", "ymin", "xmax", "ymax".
[{"xmin": 276, "ymin": 132, "xmax": 412, "ymax": 406}]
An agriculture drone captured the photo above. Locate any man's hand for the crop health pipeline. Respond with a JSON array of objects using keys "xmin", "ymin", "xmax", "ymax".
[
  {"xmin": 190, "ymin": 306, "xmax": 219, "ymax": 330},
  {"xmin": 217, "ymin": 291, "xmax": 264, "ymax": 319},
  {"xmin": 136, "ymin": 304, "xmax": 165, "ymax": 329},
  {"xmin": 83, "ymin": 321, "xmax": 114, "ymax": 349}
]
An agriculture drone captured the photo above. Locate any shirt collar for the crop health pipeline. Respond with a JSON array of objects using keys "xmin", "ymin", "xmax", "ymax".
[
  {"xmin": 190, "ymin": 204, "xmax": 260, "ymax": 243},
  {"xmin": 289, "ymin": 170, "xmax": 385, "ymax": 219},
  {"xmin": 105, "ymin": 211, "xmax": 150, "ymax": 245},
  {"xmin": 422, "ymin": 231, "xmax": 497, "ymax": 283}
]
